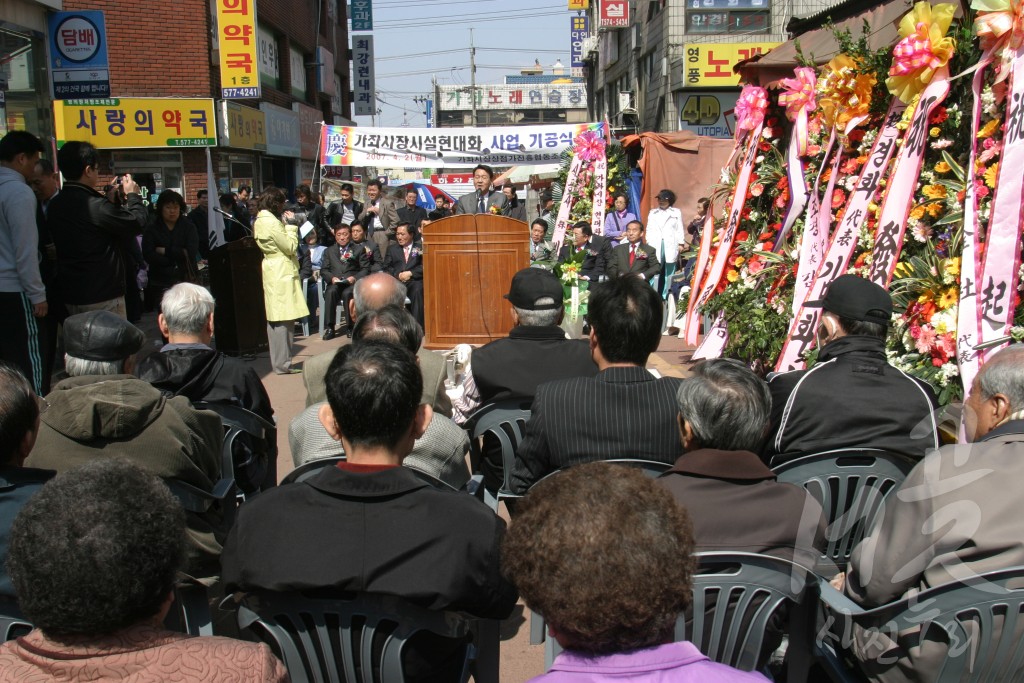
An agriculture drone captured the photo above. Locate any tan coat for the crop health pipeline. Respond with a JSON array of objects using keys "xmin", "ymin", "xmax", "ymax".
[
  {"xmin": 0, "ymin": 625, "xmax": 288, "ymax": 682},
  {"xmin": 254, "ymin": 210, "xmax": 307, "ymax": 322}
]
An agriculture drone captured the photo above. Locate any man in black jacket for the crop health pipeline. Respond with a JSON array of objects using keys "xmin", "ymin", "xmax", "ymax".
[
  {"xmin": 135, "ymin": 283, "xmax": 276, "ymax": 492},
  {"xmin": 764, "ymin": 275, "xmax": 940, "ymax": 465},
  {"xmin": 320, "ymin": 224, "xmax": 371, "ymax": 340},
  {"xmin": 396, "ymin": 188, "xmax": 428, "ymax": 231},
  {"xmin": 222, "ymin": 341, "xmax": 517, "ymax": 679},
  {"xmin": 324, "ymin": 182, "xmax": 363, "ymax": 231},
  {"xmin": 453, "ymin": 268, "xmax": 598, "ymax": 492},
  {"xmin": 383, "ymin": 223, "xmax": 424, "ymax": 327},
  {"xmin": 47, "ymin": 142, "xmax": 149, "ymax": 319},
  {"xmin": 557, "ymin": 221, "xmax": 609, "ymax": 282}
]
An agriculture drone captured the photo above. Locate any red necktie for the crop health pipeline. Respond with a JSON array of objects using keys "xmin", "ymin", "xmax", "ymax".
[{"xmin": 629, "ymin": 244, "xmax": 636, "ymax": 267}]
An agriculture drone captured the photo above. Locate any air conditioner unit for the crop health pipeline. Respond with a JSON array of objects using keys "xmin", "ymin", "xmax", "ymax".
[
  {"xmin": 631, "ymin": 24, "xmax": 642, "ymax": 52},
  {"xmin": 618, "ymin": 91, "xmax": 634, "ymax": 112}
]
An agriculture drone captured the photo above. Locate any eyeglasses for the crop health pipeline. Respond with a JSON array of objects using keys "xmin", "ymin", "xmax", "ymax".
[{"xmin": 36, "ymin": 395, "xmax": 50, "ymax": 414}]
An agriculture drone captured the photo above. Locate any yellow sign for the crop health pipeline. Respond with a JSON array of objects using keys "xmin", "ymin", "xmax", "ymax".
[
  {"xmin": 54, "ymin": 98, "xmax": 217, "ymax": 148},
  {"xmin": 216, "ymin": 0, "xmax": 260, "ymax": 98},
  {"xmin": 218, "ymin": 100, "xmax": 267, "ymax": 151},
  {"xmin": 683, "ymin": 42, "xmax": 780, "ymax": 88},
  {"xmin": 568, "ymin": 0, "xmax": 590, "ymax": 8}
]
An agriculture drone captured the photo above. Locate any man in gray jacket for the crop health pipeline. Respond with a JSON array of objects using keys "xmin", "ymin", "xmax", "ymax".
[{"xmin": 836, "ymin": 345, "xmax": 1024, "ymax": 682}]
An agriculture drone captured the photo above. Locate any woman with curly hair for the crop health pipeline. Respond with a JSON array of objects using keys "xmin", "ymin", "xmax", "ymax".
[
  {"xmin": 0, "ymin": 459, "xmax": 287, "ymax": 681},
  {"xmin": 502, "ymin": 462, "xmax": 765, "ymax": 682},
  {"xmin": 254, "ymin": 186, "xmax": 308, "ymax": 374},
  {"xmin": 142, "ymin": 189, "xmax": 199, "ymax": 311}
]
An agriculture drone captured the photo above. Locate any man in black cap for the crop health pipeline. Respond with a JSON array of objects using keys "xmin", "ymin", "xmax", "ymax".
[
  {"xmin": 25, "ymin": 310, "xmax": 224, "ymax": 577},
  {"xmin": 764, "ymin": 275, "xmax": 940, "ymax": 466},
  {"xmin": 452, "ymin": 267, "xmax": 598, "ymax": 493}
]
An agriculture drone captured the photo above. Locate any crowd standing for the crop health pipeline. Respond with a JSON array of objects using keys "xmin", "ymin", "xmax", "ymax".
[{"xmin": 1, "ymin": 129, "xmax": 1022, "ymax": 682}]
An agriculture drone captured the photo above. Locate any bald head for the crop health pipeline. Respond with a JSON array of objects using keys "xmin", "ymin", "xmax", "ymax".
[{"xmin": 351, "ymin": 272, "xmax": 408, "ymax": 317}]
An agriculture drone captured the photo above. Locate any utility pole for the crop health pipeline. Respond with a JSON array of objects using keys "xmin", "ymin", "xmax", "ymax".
[{"xmin": 470, "ymin": 28, "xmax": 477, "ymax": 127}]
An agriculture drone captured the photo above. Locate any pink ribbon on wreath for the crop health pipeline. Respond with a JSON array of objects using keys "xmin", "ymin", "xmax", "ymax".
[
  {"xmin": 778, "ymin": 67, "xmax": 817, "ymax": 156},
  {"xmin": 734, "ymin": 85, "xmax": 768, "ymax": 134},
  {"xmin": 573, "ymin": 130, "xmax": 605, "ymax": 162},
  {"xmin": 974, "ymin": 0, "xmax": 1024, "ymax": 83}
]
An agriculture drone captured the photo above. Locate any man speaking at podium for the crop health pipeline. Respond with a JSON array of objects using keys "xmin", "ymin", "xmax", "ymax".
[{"xmin": 456, "ymin": 164, "xmax": 507, "ymax": 215}]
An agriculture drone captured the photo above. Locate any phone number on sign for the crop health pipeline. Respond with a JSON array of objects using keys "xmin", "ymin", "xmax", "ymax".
[{"xmin": 221, "ymin": 87, "xmax": 260, "ymax": 98}]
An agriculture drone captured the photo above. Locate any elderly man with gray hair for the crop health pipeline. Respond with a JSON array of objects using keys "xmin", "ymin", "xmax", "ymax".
[
  {"xmin": 657, "ymin": 358, "xmax": 825, "ymax": 568},
  {"xmin": 833, "ymin": 345, "xmax": 1024, "ymax": 683},
  {"xmin": 25, "ymin": 310, "xmax": 223, "ymax": 577}
]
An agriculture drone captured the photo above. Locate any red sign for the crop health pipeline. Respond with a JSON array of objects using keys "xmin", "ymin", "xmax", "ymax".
[
  {"xmin": 599, "ymin": 0, "xmax": 630, "ymax": 27},
  {"xmin": 430, "ymin": 173, "xmax": 474, "ymax": 185}
]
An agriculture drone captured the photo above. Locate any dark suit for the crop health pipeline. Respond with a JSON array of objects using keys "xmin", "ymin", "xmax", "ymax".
[
  {"xmin": 557, "ymin": 238, "xmax": 607, "ymax": 281},
  {"xmin": 320, "ymin": 242, "xmax": 371, "ymax": 329},
  {"xmin": 509, "ymin": 366, "xmax": 684, "ymax": 493},
  {"xmin": 383, "ymin": 243, "xmax": 424, "ymax": 326},
  {"xmin": 455, "ymin": 190, "xmax": 507, "ymax": 215},
  {"xmin": 609, "ymin": 241, "xmax": 661, "ymax": 280},
  {"xmin": 397, "ymin": 204, "xmax": 428, "ymax": 230},
  {"xmin": 352, "ymin": 238, "xmax": 383, "ymax": 273},
  {"xmin": 325, "ymin": 199, "xmax": 363, "ymax": 230}
]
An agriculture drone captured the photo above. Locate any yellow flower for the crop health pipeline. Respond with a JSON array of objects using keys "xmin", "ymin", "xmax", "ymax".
[
  {"xmin": 726, "ymin": 269, "xmax": 739, "ymax": 283},
  {"xmin": 818, "ymin": 55, "xmax": 875, "ymax": 131},
  {"xmin": 978, "ymin": 118, "xmax": 1001, "ymax": 138},
  {"xmin": 868, "ymin": 202, "xmax": 880, "ymax": 213},
  {"xmin": 894, "ymin": 262, "xmax": 913, "ymax": 277},
  {"xmin": 985, "ymin": 162, "xmax": 999, "ymax": 188},
  {"xmin": 733, "ymin": 256, "xmax": 746, "ymax": 267},
  {"xmin": 927, "ymin": 202, "xmax": 944, "ymax": 217},
  {"xmin": 885, "ymin": 2, "xmax": 957, "ymax": 103},
  {"xmin": 938, "ymin": 287, "xmax": 958, "ymax": 309},
  {"xmin": 929, "ymin": 126, "xmax": 942, "ymax": 137},
  {"xmin": 944, "ymin": 257, "xmax": 961, "ymax": 278},
  {"xmin": 934, "ymin": 161, "xmax": 951, "ymax": 173},
  {"xmin": 918, "ymin": 292, "xmax": 934, "ymax": 304},
  {"xmin": 910, "ymin": 204, "xmax": 926, "ymax": 220},
  {"xmin": 922, "ymin": 184, "xmax": 947, "ymax": 199}
]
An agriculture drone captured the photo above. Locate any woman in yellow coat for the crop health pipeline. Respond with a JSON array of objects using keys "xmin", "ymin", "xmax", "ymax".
[{"xmin": 254, "ymin": 187, "xmax": 308, "ymax": 374}]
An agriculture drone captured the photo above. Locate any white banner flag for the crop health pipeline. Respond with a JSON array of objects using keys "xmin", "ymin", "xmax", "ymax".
[{"xmin": 206, "ymin": 147, "xmax": 226, "ymax": 251}]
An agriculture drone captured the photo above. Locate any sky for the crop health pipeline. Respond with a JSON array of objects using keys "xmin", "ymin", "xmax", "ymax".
[{"xmin": 354, "ymin": 0, "xmax": 576, "ymax": 128}]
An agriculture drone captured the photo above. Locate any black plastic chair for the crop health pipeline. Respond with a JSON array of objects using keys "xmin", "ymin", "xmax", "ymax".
[
  {"xmin": 280, "ymin": 456, "xmax": 346, "ymax": 486},
  {"xmin": 771, "ymin": 449, "xmax": 915, "ymax": 574},
  {"xmin": 230, "ymin": 591, "xmax": 498, "ymax": 683},
  {"xmin": 463, "ymin": 399, "xmax": 532, "ymax": 512},
  {"xmin": 0, "ymin": 603, "xmax": 31, "ymax": 642},
  {"xmin": 603, "ymin": 458, "xmax": 673, "ymax": 478},
  {"xmin": 195, "ymin": 401, "xmax": 278, "ymax": 496},
  {"xmin": 816, "ymin": 567, "xmax": 1024, "ymax": 682}
]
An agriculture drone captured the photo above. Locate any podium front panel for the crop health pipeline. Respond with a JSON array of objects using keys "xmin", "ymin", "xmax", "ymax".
[{"xmin": 421, "ymin": 215, "xmax": 529, "ymax": 348}]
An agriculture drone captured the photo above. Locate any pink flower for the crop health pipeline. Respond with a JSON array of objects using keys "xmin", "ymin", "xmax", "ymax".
[
  {"xmin": 909, "ymin": 323, "xmax": 922, "ymax": 339},
  {"xmin": 914, "ymin": 326, "xmax": 937, "ymax": 354},
  {"xmin": 750, "ymin": 183, "xmax": 765, "ymax": 197},
  {"xmin": 747, "ymin": 259, "xmax": 766, "ymax": 275},
  {"xmin": 574, "ymin": 130, "xmax": 606, "ymax": 162}
]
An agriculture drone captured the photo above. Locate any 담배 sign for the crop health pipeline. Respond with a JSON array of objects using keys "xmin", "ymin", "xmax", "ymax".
[
  {"xmin": 48, "ymin": 11, "xmax": 111, "ymax": 99},
  {"xmin": 54, "ymin": 98, "xmax": 217, "ymax": 148},
  {"xmin": 216, "ymin": 0, "xmax": 261, "ymax": 99}
]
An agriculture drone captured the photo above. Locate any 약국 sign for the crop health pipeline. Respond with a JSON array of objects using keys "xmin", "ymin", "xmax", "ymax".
[
  {"xmin": 321, "ymin": 122, "xmax": 604, "ymax": 169},
  {"xmin": 216, "ymin": 0, "xmax": 261, "ymax": 99},
  {"xmin": 48, "ymin": 11, "xmax": 111, "ymax": 99},
  {"xmin": 54, "ymin": 98, "xmax": 216, "ymax": 148}
]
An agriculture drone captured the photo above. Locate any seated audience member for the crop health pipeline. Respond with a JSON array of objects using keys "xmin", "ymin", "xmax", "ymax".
[
  {"xmin": 502, "ymin": 185, "xmax": 527, "ymax": 221},
  {"xmin": 135, "ymin": 283, "xmax": 276, "ymax": 492},
  {"xmin": 765, "ymin": 274, "xmax": 939, "ymax": 465},
  {"xmin": 503, "ymin": 462, "xmax": 766, "ymax": 682},
  {"xmin": 320, "ymin": 223, "xmax": 371, "ymax": 340},
  {"xmin": 0, "ymin": 363, "xmax": 54, "ymax": 603},
  {"xmin": 609, "ymin": 220, "xmax": 661, "ymax": 282},
  {"xmin": 834, "ymin": 345, "xmax": 1024, "ymax": 683},
  {"xmin": 452, "ymin": 268, "xmax": 598, "ymax": 491},
  {"xmin": 529, "ymin": 219, "xmax": 556, "ymax": 266},
  {"xmin": 0, "ymin": 460, "xmax": 286, "ymax": 682},
  {"xmin": 303, "ymin": 272, "xmax": 451, "ymax": 415},
  {"xmin": 509, "ymin": 276, "xmax": 683, "ymax": 493},
  {"xmin": 383, "ymin": 222, "xmax": 425, "ymax": 327},
  {"xmin": 557, "ymin": 221, "xmax": 607, "ymax": 282},
  {"xmin": 26, "ymin": 311, "xmax": 223, "ymax": 576},
  {"xmin": 223, "ymin": 341, "xmax": 517, "ymax": 680},
  {"xmin": 290, "ymin": 305, "xmax": 471, "ymax": 490},
  {"xmin": 297, "ymin": 223, "xmax": 326, "ymax": 331},
  {"xmin": 658, "ymin": 359, "xmax": 825, "ymax": 567},
  {"xmin": 603, "ymin": 193, "xmax": 637, "ymax": 245},
  {"xmin": 350, "ymin": 221, "xmax": 382, "ymax": 273}
]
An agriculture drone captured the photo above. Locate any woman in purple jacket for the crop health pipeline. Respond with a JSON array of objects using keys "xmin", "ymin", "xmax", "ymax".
[{"xmin": 503, "ymin": 462, "xmax": 766, "ymax": 683}]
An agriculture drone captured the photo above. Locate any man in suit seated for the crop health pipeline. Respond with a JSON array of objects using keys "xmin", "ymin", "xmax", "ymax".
[
  {"xmin": 658, "ymin": 358, "xmax": 825, "ymax": 567},
  {"xmin": 290, "ymin": 306, "xmax": 471, "ymax": 490},
  {"xmin": 609, "ymin": 220, "xmax": 661, "ymax": 282},
  {"xmin": 0, "ymin": 362, "xmax": 54, "ymax": 605},
  {"xmin": 383, "ymin": 223, "xmax": 425, "ymax": 328},
  {"xmin": 452, "ymin": 268, "xmax": 599, "ymax": 492},
  {"xmin": 223, "ymin": 340, "xmax": 517, "ymax": 680},
  {"xmin": 455, "ymin": 164, "xmax": 507, "ymax": 215},
  {"xmin": 350, "ymin": 221, "xmax": 382, "ymax": 273},
  {"xmin": 136, "ymin": 283, "xmax": 276, "ymax": 492},
  {"xmin": 303, "ymin": 273, "xmax": 451, "ymax": 417},
  {"xmin": 831, "ymin": 345, "xmax": 1024, "ymax": 683},
  {"xmin": 26, "ymin": 311, "xmax": 223, "ymax": 577},
  {"xmin": 557, "ymin": 221, "xmax": 608, "ymax": 282},
  {"xmin": 320, "ymin": 223, "xmax": 371, "ymax": 340},
  {"xmin": 529, "ymin": 219, "xmax": 555, "ymax": 267},
  {"xmin": 509, "ymin": 276, "xmax": 683, "ymax": 493}
]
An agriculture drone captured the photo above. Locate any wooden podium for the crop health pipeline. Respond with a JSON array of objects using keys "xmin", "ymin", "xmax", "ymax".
[
  {"xmin": 420, "ymin": 215, "xmax": 529, "ymax": 349},
  {"xmin": 208, "ymin": 237, "xmax": 268, "ymax": 356}
]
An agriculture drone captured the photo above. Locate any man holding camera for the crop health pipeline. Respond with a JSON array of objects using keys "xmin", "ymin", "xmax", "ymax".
[{"xmin": 47, "ymin": 141, "xmax": 149, "ymax": 319}]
